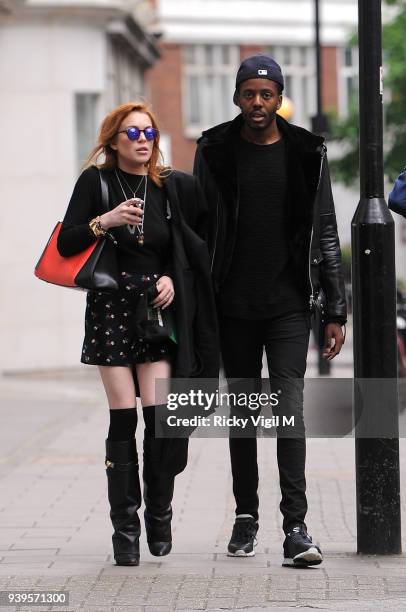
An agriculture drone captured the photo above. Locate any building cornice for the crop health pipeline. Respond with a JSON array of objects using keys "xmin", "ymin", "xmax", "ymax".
[
  {"xmin": 0, "ymin": 0, "xmax": 159, "ymax": 67},
  {"xmin": 3, "ymin": 1, "xmax": 128, "ymax": 22},
  {"xmin": 107, "ymin": 16, "xmax": 160, "ymax": 67}
]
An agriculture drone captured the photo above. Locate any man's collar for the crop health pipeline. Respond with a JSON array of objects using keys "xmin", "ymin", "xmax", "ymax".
[{"xmin": 199, "ymin": 113, "xmax": 325, "ymax": 154}]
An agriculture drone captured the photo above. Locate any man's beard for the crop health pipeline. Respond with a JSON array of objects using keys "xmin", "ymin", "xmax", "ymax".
[{"xmin": 245, "ymin": 109, "xmax": 278, "ymax": 130}]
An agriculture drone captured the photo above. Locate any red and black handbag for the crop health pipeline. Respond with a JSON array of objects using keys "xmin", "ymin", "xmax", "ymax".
[{"xmin": 34, "ymin": 169, "xmax": 119, "ymax": 292}]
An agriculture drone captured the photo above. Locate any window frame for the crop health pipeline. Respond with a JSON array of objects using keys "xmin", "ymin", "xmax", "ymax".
[
  {"xmin": 267, "ymin": 45, "xmax": 316, "ymax": 129},
  {"xmin": 182, "ymin": 44, "xmax": 240, "ymax": 138},
  {"xmin": 74, "ymin": 92, "xmax": 101, "ymax": 173},
  {"xmin": 338, "ymin": 45, "xmax": 359, "ymax": 118}
]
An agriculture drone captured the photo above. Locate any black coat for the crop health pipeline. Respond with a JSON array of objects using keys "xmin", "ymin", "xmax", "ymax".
[
  {"xmin": 162, "ymin": 170, "xmax": 219, "ymax": 379},
  {"xmin": 193, "ymin": 114, "xmax": 347, "ymax": 325},
  {"xmin": 159, "ymin": 171, "xmax": 220, "ymax": 477}
]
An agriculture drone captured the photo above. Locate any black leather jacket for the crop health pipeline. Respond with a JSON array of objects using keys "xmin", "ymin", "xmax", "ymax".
[{"xmin": 193, "ymin": 113, "xmax": 347, "ymax": 325}]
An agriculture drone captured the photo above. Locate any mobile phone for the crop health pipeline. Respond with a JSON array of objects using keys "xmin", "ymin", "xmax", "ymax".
[{"xmin": 133, "ymin": 197, "xmax": 144, "ymax": 210}]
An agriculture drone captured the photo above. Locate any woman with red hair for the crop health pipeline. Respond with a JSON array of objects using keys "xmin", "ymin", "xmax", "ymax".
[{"xmin": 57, "ymin": 102, "xmax": 218, "ymax": 566}]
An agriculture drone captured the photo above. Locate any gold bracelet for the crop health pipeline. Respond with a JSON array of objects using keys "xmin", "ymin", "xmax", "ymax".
[{"xmin": 89, "ymin": 216, "xmax": 107, "ymax": 238}]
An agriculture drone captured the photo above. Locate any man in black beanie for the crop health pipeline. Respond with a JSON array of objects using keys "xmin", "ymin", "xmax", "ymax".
[{"xmin": 193, "ymin": 54, "xmax": 347, "ymax": 566}]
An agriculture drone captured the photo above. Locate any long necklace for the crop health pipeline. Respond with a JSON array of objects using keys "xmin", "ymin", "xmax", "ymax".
[{"xmin": 115, "ymin": 169, "xmax": 148, "ymax": 245}]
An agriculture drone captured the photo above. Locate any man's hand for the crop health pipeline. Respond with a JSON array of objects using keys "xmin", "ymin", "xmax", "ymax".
[{"xmin": 322, "ymin": 323, "xmax": 345, "ymax": 361}]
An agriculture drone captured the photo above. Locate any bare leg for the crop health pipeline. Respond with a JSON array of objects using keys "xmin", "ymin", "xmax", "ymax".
[
  {"xmin": 98, "ymin": 365, "xmax": 137, "ymax": 409},
  {"xmin": 135, "ymin": 358, "xmax": 171, "ymax": 407}
]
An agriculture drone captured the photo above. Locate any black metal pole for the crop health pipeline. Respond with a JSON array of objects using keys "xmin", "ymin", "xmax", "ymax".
[
  {"xmin": 352, "ymin": 0, "xmax": 401, "ymax": 554},
  {"xmin": 311, "ymin": 0, "xmax": 329, "ymax": 135},
  {"xmin": 315, "ymin": 0, "xmax": 322, "ymax": 117},
  {"xmin": 312, "ymin": 0, "xmax": 330, "ymax": 374}
]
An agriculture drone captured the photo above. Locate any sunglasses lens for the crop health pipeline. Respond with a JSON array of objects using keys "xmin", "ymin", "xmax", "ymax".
[
  {"xmin": 126, "ymin": 127, "xmax": 140, "ymax": 141},
  {"xmin": 144, "ymin": 127, "xmax": 157, "ymax": 141}
]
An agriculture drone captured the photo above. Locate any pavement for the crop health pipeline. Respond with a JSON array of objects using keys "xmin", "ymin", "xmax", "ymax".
[{"xmin": 0, "ymin": 324, "xmax": 406, "ymax": 611}]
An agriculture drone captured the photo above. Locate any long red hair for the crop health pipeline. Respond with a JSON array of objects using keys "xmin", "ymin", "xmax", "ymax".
[{"xmin": 84, "ymin": 102, "xmax": 169, "ymax": 187}]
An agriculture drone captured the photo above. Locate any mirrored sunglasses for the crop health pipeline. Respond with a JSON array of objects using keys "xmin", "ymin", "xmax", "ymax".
[{"xmin": 116, "ymin": 126, "xmax": 158, "ymax": 141}]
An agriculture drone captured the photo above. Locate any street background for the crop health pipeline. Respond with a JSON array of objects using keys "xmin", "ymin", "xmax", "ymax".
[
  {"xmin": 1, "ymin": 0, "xmax": 406, "ymax": 610},
  {"xmin": 1, "ymin": 329, "xmax": 406, "ymax": 611}
]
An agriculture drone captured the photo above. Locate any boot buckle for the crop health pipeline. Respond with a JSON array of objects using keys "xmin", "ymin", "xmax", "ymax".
[{"xmin": 105, "ymin": 460, "xmax": 115, "ymax": 469}]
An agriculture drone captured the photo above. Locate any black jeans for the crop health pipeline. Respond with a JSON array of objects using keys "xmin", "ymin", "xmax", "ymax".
[{"xmin": 219, "ymin": 311, "xmax": 311, "ymax": 533}]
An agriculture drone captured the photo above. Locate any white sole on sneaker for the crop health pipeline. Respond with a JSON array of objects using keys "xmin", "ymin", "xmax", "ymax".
[
  {"xmin": 282, "ymin": 546, "xmax": 323, "ymax": 567},
  {"xmin": 227, "ymin": 549, "xmax": 256, "ymax": 557}
]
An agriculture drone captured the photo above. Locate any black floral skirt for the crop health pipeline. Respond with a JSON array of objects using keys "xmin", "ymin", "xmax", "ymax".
[{"xmin": 81, "ymin": 271, "xmax": 175, "ymax": 366}]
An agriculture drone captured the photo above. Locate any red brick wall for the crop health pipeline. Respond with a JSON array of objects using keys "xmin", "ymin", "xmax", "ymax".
[
  {"xmin": 145, "ymin": 43, "xmax": 197, "ymax": 172},
  {"xmin": 240, "ymin": 45, "xmax": 266, "ymax": 61},
  {"xmin": 321, "ymin": 46, "xmax": 338, "ymax": 112},
  {"xmin": 146, "ymin": 43, "xmax": 340, "ymax": 172}
]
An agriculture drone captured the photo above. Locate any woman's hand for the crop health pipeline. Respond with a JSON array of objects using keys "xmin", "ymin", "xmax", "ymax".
[
  {"xmin": 99, "ymin": 198, "xmax": 143, "ymax": 230},
  {"xmin": 151, "ymin": 276, "xmax": 175, "ymax": 310}
]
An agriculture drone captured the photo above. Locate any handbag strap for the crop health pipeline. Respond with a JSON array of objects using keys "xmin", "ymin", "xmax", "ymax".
[
  {"xmin": 98, "ymin": 168, "xmax": 118, "ymax": 245},
  {"xmin": 98, "ymin": 168, "xmax": 110, "ymax": 213}
]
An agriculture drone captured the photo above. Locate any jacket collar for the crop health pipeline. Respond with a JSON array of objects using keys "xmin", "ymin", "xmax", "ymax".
[
  {"xmin": 198, "ymin": 114, "xmax": 325, "ymax": 197},
  {"xmin": 198, "ymin": 113, "xmax": 325, "ymax": 155}
]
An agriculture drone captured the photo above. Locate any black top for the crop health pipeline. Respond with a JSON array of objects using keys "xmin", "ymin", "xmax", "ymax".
[
  {"xmin": 58, "ymin": 166, "xmax": 171, "ymax": 274},
  {"xmin": 219, "ymin": 135, "xmax": 306, "ymax": 319}
]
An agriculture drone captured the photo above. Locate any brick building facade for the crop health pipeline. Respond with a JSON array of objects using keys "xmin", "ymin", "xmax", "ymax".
[{"xmin": 145, "ymin": 0, "xmax": 358, "ymax": 172}]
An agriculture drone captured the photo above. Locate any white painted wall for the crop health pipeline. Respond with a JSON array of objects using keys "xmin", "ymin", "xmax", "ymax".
[
  {"xmin": 156, "ymin": 0, "xmax": 357, "ymax": 45},
  {"xmin": 0, "ymin": 21, "xmax": 106, "ymax": 372}
]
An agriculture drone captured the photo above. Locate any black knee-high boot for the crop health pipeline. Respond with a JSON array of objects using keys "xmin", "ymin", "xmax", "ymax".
[
  {"xmin": 142, "ymin": 406, "xmax": 175, "ymax": 557},
  {"xmin": 105, "ymin": 439, "xmax": 141, "ymax": 566},
  {"xmin": 143, "ymin": 435, "xmax": 174, "ymax": 556}
]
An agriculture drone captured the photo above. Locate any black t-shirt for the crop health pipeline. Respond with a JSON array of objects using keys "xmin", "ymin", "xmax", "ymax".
[
  {"xmin": 58, "ymin": 166, "xmax": 171, "ymax": 274},
  {"xmin": 219, "ymin": 135, "xmax": 306, "ymax": 319}
]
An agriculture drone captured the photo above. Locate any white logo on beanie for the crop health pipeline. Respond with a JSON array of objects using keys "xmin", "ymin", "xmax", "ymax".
[{"xmin": 258, "ymin": 69, "xmax": 268, "ymax": 75}]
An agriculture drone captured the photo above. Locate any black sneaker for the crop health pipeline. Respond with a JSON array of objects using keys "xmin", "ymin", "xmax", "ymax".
[
  {"xmin": 282, "ymin": 524, "xmax": 323, "ymax": 567},
  {"xmin": 227, "ymin": 515, "xmax": 258, "ymax": 557}
]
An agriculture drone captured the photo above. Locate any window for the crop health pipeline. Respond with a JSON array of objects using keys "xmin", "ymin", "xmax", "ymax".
[
  {"xmin": 266, "ymin": 46, "xmax": 316, "ymax": 129},
  {"xmin": 159, "ymin": 133, "xmax": 172, "ymax": 167},
  {"xmin": 183, "ymin": 44, "xmax": 239, "ymax": 137},
  {"xmin": 338, "ymin": 46, "xmax": 359, "ymax": 118},
  {"xmin": 106, "ymin": 38, "xmax": 144, "ymax": 108},
  {"xmin": 75, "ymin": 93, "xmax": 100, "ymax": 172}
]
